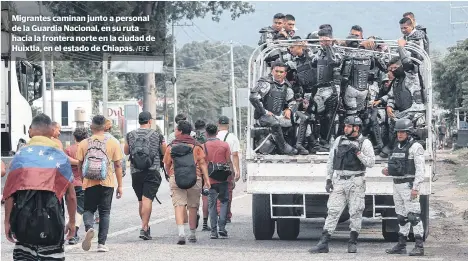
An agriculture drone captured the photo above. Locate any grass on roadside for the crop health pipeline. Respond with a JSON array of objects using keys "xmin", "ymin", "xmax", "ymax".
[{"xmin": 453, "ymin": 164, "xmax": 468, "ymax": 189}]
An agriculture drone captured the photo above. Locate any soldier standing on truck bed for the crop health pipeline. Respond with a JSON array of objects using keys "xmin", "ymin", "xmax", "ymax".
[
  {"xmin": 309, "ymin": 115, "xmax": 375, "ymax": 254},
  {"xmin": 382, "ymin": 118, "xmax": 425, "ymax": 256}
]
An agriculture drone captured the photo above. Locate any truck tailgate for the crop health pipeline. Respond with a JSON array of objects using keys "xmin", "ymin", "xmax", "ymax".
[{"xmin": 246, "ymin": 154, "xmax": 433, "ymax": 195}]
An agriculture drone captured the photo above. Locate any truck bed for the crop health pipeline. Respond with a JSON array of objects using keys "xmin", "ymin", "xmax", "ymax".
[{"xmin": 245, "ymin": 152, "xmax": 434, "ymax": 196}]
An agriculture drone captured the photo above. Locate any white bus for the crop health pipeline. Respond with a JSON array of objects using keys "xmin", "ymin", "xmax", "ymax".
[{"xmin": 1, "ymin": 30, "xmax": 43, "ymax": 156}]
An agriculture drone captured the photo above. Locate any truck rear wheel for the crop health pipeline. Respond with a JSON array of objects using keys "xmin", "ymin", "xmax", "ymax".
[
  {"xmin": 252, "ymin": 194, "xmax": 275, "ymax": 240},
  {"xmin": 277, "ymin": 219, "xmax": 300, "ymax": 240},
  {"xmin": 382, "ymin": 219, "xmax": 399, "ymax": 242}
]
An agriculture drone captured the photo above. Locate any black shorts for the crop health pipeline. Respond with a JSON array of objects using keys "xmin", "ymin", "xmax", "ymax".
[{"xmin": 131, "ymin": 170, "xmax": 161, "ymax": 201}]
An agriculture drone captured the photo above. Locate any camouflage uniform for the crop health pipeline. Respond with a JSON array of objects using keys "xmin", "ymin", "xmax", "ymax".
[
  {"xmin": 386, "ymin": 135, "xmax": 426, "ymax": 256},
  {"xmin": 308, "ymin": 130, "xmax": 375, "ymax": 254},
  {"xmin": 323, "ymin": 135, "xmax": 375, "ymax": 234}
]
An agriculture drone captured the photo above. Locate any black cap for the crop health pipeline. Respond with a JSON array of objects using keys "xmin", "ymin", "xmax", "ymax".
[
  {"xmin": 218, "ymin": 116, "xmax": 230, "ymax": 125},
  {"xmin": 139, "ymin": 111, "xmax": 152, "ymax": 124}
]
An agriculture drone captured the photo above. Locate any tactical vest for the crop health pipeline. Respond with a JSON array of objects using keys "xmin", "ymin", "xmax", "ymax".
[
  {"xmin": 388, "ymin": 139, "xmax": 416, "ymax": 177},
  {"xmin": 316, "ymin": 51, "xmax": 334, "ymax": 85},
  {"xmin": 350, "ymin": 57, "xmax": 372, "ymax": 91},
  {"xmin": 332, "ymin": 135, "xmax": 366, "ymax": 172},
  {"xmin": 295, "ymin": 54, "xmax": 317, "ymax": 92},
  {"xmin": 263, "ymin": 81, "xmax": 287, "ymax": 116},
  {"xmin": 393, "ymin": 77, "xmax": 413, "ymax": 111}
]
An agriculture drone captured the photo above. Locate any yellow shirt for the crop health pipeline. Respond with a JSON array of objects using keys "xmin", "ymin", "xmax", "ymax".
[{"xmin": 76, "ymin": 134, "xmax": 123, "ymax": 189}]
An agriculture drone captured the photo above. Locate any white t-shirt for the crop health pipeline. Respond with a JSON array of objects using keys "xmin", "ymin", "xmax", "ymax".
[{"xmin": 217, "ymin": 130, "xmax": 240, "ymax": 158}]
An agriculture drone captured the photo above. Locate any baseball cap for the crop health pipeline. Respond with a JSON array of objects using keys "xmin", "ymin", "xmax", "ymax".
[
  {"xmin": 139, "ymin": 111, "xmax": 153, "ymax": 124},
  {"xmin": 218, "ymin": 116, "xmax": 230, "ymax": 125}
]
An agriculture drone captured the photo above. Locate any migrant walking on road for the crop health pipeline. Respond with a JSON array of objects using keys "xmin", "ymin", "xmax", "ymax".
[
  {"xmin": 203, "ymin": 123, "xmax": 233, "ymax": 239},
  {"xmin": 163, "ymin": 120, "xmax": 211, "ymax": 245},
  {"xmin": 3, "ymin": 113, "xmax": 77, "ymax": 261},
  {"xmin": 64, "ymin": 127, "xmax": 89, "ymax": 245},
  {"xmin": 76, "ymin": 115, "xmax": 124, "ymax": 253},
  {"xmin": 124, "ymin": 111, "xmax": 163, "ymax": 240}
]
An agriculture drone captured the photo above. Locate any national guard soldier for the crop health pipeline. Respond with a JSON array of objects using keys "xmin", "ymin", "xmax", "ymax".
[
  {"xmin": 382, "ymin": 118, "xmax": 425, "ymax": 256},
  {"xmin": 309, "ymin": 116, "xmax": 375, "ymax": 254},
  {"xmin": 249, "ymin": 61, "xmax": 298, "ymax": 155}
]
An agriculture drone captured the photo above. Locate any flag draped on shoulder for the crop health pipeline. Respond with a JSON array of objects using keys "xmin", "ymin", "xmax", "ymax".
[{"xmin": 2, "ymin": 136, "xmax": 73, "ymax": 202}]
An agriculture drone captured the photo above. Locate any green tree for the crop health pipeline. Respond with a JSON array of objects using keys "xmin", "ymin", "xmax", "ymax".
[
  {"xmin": 172, "ymin": 41, "xmax": 254, "ymax": 127},
  {"xmin": 433, "ymin": 39, "xmax": 468, "ymax": 116}
]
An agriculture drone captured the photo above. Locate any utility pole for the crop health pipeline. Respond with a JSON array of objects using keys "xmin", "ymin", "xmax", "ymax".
[
  {"xmin": 142, "ymin": 1, "xmax": 157, "ymax": 129},
  {"xmin": 230, "ymin": 41, "xmax": 238, "ymax": 137},
  {"xmin": 39, "ymin": 2, "xmax": 47, "ymax": 115},
  {"xmin": 49, "ymin": 54, "xmax": 55, "ymax": 121},
  {"xmin": 172, "ymin": 21, "xmax": 177, "ymax": 125},
  {"xmin": 102, "ymin": 53, "xmax": 109, "ymax": 118},
  {"xmin": 171, "ymin": 21, "xmax": 193, "ymax": 128}
]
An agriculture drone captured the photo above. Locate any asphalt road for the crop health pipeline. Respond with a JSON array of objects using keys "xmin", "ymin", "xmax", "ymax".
[{"xmin": 2, "ymin": 168, "xmax": 468, "ymax": 261}]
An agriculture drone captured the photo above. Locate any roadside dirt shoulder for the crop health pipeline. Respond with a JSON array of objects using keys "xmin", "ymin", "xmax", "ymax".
[{"xmin": 428, "ymin": 150, "xmax": 468, "ymax": 258}]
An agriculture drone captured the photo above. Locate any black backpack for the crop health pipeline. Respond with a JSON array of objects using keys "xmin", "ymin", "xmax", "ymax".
[
  {"xmin": 170, "ymin": 143, "xmax": 199, "ymax": 189},
  {"xmin": 10, "ymin": 190, "xmax": 65, "ymax": 246},
  {"xmin": 130, "ymin": 129, "xmax": 155, "ymax": 170}
]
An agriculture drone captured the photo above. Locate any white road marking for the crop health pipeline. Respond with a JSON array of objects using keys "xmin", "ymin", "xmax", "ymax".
[{"xmin": 65, "ymin": 193, "xmax": 249, "ymax": 251}]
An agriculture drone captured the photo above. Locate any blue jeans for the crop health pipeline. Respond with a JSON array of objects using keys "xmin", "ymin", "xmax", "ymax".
[{"xmin": 208, "ymin": 182, "xmax": 229, "ymax": 232}]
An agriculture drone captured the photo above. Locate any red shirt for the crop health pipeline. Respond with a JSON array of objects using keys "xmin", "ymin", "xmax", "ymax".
[
  {"xmin": 203, "ymin": 138, "xmax": 231, "ymax": 184},
  {"xmin": 65, "ymin": 144, "xmax": 82, "ymax": 187}
]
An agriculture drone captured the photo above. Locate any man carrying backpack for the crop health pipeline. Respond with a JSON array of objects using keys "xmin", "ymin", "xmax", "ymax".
[
  {"xmin": 216, "ymin": 116, "xmax": 241, "ymax": 223},
  {"xmin": 124, "ymin": 111, "xmax": 162, "ymax": 240},
  {"xmin": 3, "ymin": 113, "xmax": 77, "ymax": 261},
  {"xmin": 76, "ymin": 115, "xmax": 124, "ymax": 253},
  {"xmin": 163, "ymin": 120, "xmax": 210, "ymax": 245},
  {"xmin": 203, "ymin": 123, "xmax": 233, "ymax": 239}
]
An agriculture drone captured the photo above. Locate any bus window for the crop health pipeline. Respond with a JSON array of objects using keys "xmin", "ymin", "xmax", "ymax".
[{"xmin": 15, "ymin": 59, "xmax": 43, "ymax": 103}]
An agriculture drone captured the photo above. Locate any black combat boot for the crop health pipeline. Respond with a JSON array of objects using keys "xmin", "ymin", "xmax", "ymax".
[
  {"xmin": 348, "ymin": 231, "xmax": 359, "ymax": 253},
  {"xmin": 308, "ymin": 230, "xmax": 331, "ymax": 253},
  {"xmin": 408, "ymin": 235, "xmax": 424, "ymax": 256},
  {"xmin": 372, "ymin": 123, "xmax": 384, "ymax": 155},
  {"xmin": 385, "ymin": 233, "xmax": 407, "ymax": 254},
  {"xmin": 295, "ymin": 122, "xmax": 309, "ymax": 155}
]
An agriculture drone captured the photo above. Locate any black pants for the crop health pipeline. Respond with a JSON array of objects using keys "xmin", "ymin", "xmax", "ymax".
[{"xmin": 83, "ymin": 185, "xmax": 114, "ymax": 245}]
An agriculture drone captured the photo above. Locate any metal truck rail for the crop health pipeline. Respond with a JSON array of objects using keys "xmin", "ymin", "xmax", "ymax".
[{"xmin": 244, "ymin": 39, "xmax": 434, "ymax": 242}]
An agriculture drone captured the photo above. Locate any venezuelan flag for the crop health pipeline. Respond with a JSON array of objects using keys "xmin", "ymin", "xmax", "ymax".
[{"xmin": 2, "ymin": 141, "xmax": 73, "ymax": 202}]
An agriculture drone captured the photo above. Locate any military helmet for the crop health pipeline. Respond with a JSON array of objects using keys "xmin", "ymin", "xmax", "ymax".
[
  {"xmin": 344, "ymin": 115, "xmax": 363, "ymax": 127},
  {"xmin": 394, "ymin": 118, "xmax": 413, "ymax": 131}
]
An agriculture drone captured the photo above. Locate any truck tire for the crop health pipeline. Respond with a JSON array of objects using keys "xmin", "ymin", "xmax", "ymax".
[
  {"xmin": 382, "ymin": 203, "xmax": 399, "ymax": 242},
  {"xmin": 277, "ymin": 219, "xmax": 300, "ymax": 240},
  {"xmin": 252, "ymin": 194, "xmax": 275, "ymax": 240},
  {"xmin": 382, "ymin": 219, "xmax": 399, "ymax": 242}
]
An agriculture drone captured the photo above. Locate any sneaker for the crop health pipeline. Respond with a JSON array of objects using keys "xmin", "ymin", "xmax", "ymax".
[
  {"xmin": 218, "ymin": 229, "xmax": 228, "ymax": 239},
  {"xmin": 139, "ymin": 227, "xmax": 152, "ymax": 240},
  {"xmin": 97, "ymin": 244, "xmax": 109, "ymax": 252},
  {"xmin": 210, "ymin": 231, "xmax": 218, "ymax": 239},
  {"xmin": 202, "ymin": 224, "xmax": 210, "ymax": 231},
  {"xmin": 82, "ymin": 228, "xmax": 95, "ymax": 251},
  {"xmin": 188, "ymin": 234, "xmax": 197, "ymax": 243},
  {"xmin": 177, "ymin": 236, "xmax": 186, "ymax": 245},
  {"xmin": 68, "ymin": 236, "xmax": 80, "ymax": 245}
]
